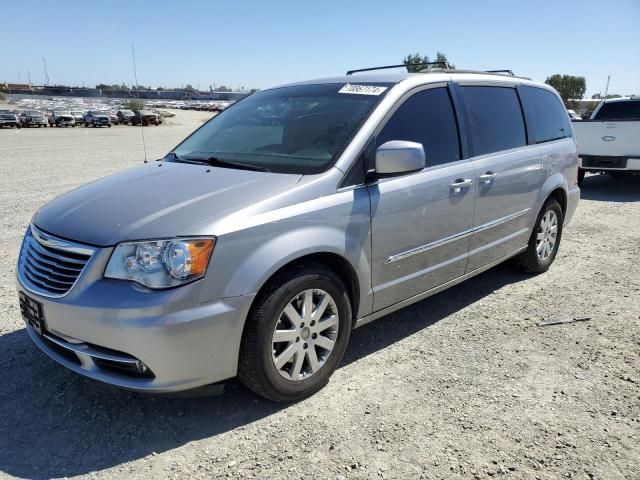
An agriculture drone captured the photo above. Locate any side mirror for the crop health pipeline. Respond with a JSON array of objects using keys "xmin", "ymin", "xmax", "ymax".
[{"xmin": 375, "ymin": 140, "xmax": 426, "ymax": 175}]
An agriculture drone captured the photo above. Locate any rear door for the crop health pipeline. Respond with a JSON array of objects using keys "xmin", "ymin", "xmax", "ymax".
[
  {"xmin": 368, "ymin": 84, "xmax": 476, "ymax": 310},
  {"xmin": 457, "ymin": 84, "xmax": 544, "ymax": 271}
]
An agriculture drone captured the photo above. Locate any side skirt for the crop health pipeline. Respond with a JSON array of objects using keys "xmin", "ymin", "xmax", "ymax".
[{"xmin": 354, "ymin": 246, "xmax": 527, "ymax": 329}]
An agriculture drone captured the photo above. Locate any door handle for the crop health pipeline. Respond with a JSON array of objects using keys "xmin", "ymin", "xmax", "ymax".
[
  {"xmin": 478, "ymin": 171, "xmax": 497, "ymax": 184},
  {"xmin": 450, "ymin": 178, "xmax": 473, "ymax": 193}
]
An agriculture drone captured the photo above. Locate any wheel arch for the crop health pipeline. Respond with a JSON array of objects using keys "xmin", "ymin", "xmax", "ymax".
[
  {"xmin": 539, "ymin": 173, "xmax": 568, "ymax": 218},
  {"xmin": 248, "ymin": 251, "xmax": 362, "ymax": 325}
]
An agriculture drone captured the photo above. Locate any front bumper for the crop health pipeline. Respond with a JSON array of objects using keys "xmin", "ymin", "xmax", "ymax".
[{"xmin": 16, "ymin": 262, "xmax": 254, "ymax": 393}]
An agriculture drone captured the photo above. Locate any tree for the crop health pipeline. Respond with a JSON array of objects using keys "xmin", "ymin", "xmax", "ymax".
[
  {"xmin": 122, "ymin": 99, "xmax": 145, "ymax": 111},
  {"xmin": 544, "ymin": 74, "xmax": 586, "ymax": 107},
  {"xmin": 403, "ymin": 53, "xmax": 429, "ymax": 72},
  {"xmin": 214, "ymin": 85, "xmax": 232, "ymax": 92},
  {"xmin": 434, "ymin": 51, "xmax": 454, "ymax": 68},
  {"xmin": 403, "ymin": 51, "xmax": 454, "ymax": 72}
]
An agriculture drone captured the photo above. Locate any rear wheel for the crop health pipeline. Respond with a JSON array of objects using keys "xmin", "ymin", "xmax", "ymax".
[
  {"xmin": 239, "ymin": 265, "xmax": 352, "ymax": 402},
  {"xmin": 515, "ymin": 199, "xmax": 563, "ymax": 273},
  {"xmin": 577, "ymin": 168, "xmax": 585, "ymax": 187}
]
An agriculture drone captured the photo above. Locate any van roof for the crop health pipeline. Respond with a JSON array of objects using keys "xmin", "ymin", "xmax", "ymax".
[{"xmin": 280, "ymin": 70, "xmax": 546, "ymax": 90}]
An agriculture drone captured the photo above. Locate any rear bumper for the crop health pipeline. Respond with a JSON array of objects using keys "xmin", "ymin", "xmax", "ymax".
[
  {"xmin": 579, "ymin": 155, "xmax": 640, "ymax": 171},
  {"xmin": 17, "ymin": 276, "xmax": 255, "ymax": 393},
  {"xmin": 565, "ymin": 186, "xmax": 580, "ymax": 225}
]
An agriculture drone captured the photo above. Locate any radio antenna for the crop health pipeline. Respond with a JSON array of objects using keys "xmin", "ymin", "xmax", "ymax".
[{"xmin": 131, "ymin": 43, "xmax": 148, "ymax": 163}]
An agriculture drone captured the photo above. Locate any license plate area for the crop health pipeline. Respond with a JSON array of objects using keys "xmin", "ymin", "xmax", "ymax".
[{"xmin": 19, "ymin": 292, "xmax": 46, "ymax": 334}]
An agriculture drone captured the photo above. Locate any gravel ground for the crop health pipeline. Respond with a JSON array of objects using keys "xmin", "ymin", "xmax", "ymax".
[{"xmin": 0, "ymin": 113, "xmax": 639, "ymax": 480}]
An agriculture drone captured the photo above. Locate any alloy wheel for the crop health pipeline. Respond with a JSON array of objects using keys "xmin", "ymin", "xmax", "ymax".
[
  {"xmin": 271, "ymin": 289, "xmax": 339, "ymax": 381},
  {"xmin": 536, "ymin": 210, "xmax": 558, "ymax": 261}
]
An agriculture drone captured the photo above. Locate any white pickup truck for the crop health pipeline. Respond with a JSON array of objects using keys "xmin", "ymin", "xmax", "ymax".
[{"xmin": 572, "ymin": 97, "xmax": 640, "ymax": 186}]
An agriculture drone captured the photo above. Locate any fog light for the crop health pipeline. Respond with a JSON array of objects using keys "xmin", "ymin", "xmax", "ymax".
[{"xmin": 135, "ymin": 361, "xmax": 149, "ymax": 374}]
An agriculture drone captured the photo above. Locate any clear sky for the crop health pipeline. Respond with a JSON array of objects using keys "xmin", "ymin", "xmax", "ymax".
[{"xmin": 1, "ymin": 0, "xmax": 638, "ymax": 97}]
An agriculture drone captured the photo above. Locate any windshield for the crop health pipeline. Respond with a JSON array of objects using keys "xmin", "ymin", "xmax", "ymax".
[{"xmin": 172, "ymin": 83, "xmax": 391, "ymax": 174}]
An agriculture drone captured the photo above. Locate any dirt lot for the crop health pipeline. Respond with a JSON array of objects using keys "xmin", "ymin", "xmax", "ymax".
[{"xmin": 0, "ymin": 112, "xmax": 638, "ymax": 480}]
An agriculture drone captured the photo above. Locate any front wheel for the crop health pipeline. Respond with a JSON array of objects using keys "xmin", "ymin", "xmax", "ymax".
[
  {"xmin": 239, "ymin": 265, "xmax": 352, "ymax": 402},
  {"xmin": 515, "ymin": 199, "xmax": 563, "ymax": 273}
]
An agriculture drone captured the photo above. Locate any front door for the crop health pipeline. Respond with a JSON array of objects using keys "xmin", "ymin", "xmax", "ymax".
[{"xmin": 368, "ymin": 85, "xmax": 476, "ymax": 311}]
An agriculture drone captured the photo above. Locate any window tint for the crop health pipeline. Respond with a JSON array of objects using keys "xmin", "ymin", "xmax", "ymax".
[
  {"xmin": 461, "ymin": 86, "xmax": 527, "ymax": 156},
  {"xmin": 173, "ymin": 83, "xmax": 390, "ymax": 174},
  {"xmin": 376, "ymin": 87, "xmax": 461, "ymax": 167},
  {"xmin": 593, "ymin": 101, "xmax": 640, "ymax": 120},
  {"xmin": 522, "ymin": 86, "xmax": 572, "ymax": 143}
]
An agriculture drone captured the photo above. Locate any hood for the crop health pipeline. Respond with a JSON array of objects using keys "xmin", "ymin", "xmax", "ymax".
[{"xmin": 34, "ymin": 162, "xmax": 302, "ymax": 246}]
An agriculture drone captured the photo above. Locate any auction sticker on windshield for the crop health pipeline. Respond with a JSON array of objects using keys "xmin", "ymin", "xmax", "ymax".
[{"xmin": 338, "ymin": 84, "xmax": 388, "ymax": 95}]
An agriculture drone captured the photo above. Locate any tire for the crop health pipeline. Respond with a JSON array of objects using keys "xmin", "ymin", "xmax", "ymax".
[
  {"xmin": 577, "ymin": 168, "xmax": 585, "ymax": 187},
  {"xmin": 239, "ymin": 264, "xmax": 352, "ymax": 402},
  {"xmin": 515, "ymin": 198, "xmax": 563, "ymax": 273}
]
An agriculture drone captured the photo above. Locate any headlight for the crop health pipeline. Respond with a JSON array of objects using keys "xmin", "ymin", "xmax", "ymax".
[{"xmin": 105, "ymin": 238, "xmax": 215, "ymax": 289}]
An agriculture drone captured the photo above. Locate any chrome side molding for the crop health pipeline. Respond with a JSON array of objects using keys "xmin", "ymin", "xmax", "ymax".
[{"xmin": 385, "ymin": 208, "xmax": 530, "ymax": 264}]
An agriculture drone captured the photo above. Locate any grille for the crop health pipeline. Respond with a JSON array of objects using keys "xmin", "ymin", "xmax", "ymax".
[{"xmin": 18, "ymin": 226, "xmax": 95, "ymax": 297}]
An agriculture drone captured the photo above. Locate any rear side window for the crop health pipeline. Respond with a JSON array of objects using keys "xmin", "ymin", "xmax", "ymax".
[
  {"xmin": 593, "ymin": 101, "xmax": 640, "ymax": 120},
  {"xmin": 522, "ymin": 86, "xmax": 572, "ymax": 143},
  {"xmin": 376, "ymin": 87, "xmax": 461, "ymax": 167},
  {"xmin": 461, "ymin": 86, "xmax": 527, "ymax": 156}
]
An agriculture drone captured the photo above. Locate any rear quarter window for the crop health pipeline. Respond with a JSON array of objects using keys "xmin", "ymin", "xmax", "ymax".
[
  {"xmin": 593, "ymin": 101, "xmax": 640, "ymax": 120},
  {"xmin": 521, "ymin": 86, "xmax": 572, "ymax": 143},
  {"xmin": 461, "ymin": 86, "xmax": 527, "ymax": 156}
]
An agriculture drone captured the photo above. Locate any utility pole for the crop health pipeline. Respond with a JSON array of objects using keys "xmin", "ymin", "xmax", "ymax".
[
  {"xmin": 27, "ymin": 70, "xmax": 31, "ymax": 85},
  {"xmin": 42, "ymin": 57, "xmax": 49, "ymax": 85},
  {"xmin": 604, "ymin": 74, "xmax": 611, "ymax": 98}
]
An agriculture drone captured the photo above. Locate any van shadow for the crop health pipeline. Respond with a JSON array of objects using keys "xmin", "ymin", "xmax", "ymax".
[
  {"xmin": 580, "ymin": 173, "xmax": 640, "ymax": 202},
  {"xmin": 0, "ymin": 264, "xmax": 529, "ymax": 479}
]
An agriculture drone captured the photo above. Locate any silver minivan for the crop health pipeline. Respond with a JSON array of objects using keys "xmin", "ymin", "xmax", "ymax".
[{"xmin": 16, "ymin": 67, "xmax": 580, "ymax": 401}]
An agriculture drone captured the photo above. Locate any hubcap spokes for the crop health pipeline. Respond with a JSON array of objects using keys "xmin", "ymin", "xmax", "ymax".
[
  {"xmin": 536, "ymin": 210, "xmax": 558, "ymax": 261},
  {"xmin": 272, "ymin": 289, "xmax": 339, "ymax": 381}
]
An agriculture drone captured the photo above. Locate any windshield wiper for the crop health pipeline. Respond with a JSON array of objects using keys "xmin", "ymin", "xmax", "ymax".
[
  {"xmin": 165, "ymin": 152, "xmax": 205, "ymax": 165},
  {"xmin": 167, "ymin": 152, "xmax": 270, "ymax": 172},
  {"xmin": 203, "ymin": 157, "xmax": 271, "ymax": 172}
]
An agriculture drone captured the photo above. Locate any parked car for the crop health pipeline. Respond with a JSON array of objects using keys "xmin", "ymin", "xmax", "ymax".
[
  {"xmin": 0, "ymin": 111, "xmax": 21, "ymax": 128},
  {"xmin": 83, "ymin": 110, "xmax": 111, "ymax": 127},
  {"xmin": 116, "ymin": 109, "xmax": 135, "ymax": 125},
  {"xmin": 154, "ymin": 109, "xmax": 175, "ymax": 118},
  {"xmin": 48, "ymin": 111, "xmax": 76, "ymax": 127},
  {"xmin": 566, "ymin": 109, "xmax": 581, "ymax": 120},
  {"xmin": 104, "ymin": 111, "xmax": 119, "ymax": 125},
  {"xmin": 16, "ymin": 68, "xmax": 579, "ymax": 401},
  {"xmin": 20, "ymin": 110, "xmax": 48, "ymax": 128},
  {"xmin": 131, "ymin": 109, "xmax": 160, "ymax": 126},
  {"xmin": 572, "ymin": 97, "xmax": 640, "ymax": 185},
  {"xmin": 70, "ymin": 111, "xmax": 85, "ymax": 126}
]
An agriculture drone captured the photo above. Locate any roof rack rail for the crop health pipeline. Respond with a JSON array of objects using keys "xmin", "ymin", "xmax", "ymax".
[
  {"xmin": 485, "ymin": 69, "xmax": 515, "ymax": 76},
  {"xmin": 346, "ymin": 62, "xmax": 451, "ymax": 75}
]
